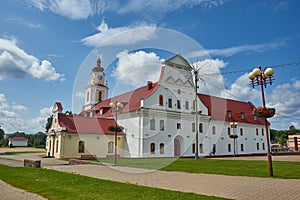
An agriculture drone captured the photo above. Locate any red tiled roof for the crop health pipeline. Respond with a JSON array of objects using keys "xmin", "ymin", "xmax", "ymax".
[
  {"xmin": 83, "ymin": 82, "xmax": 158, "ymax": 117},
  {"xmin": 56, "ymin": 114, "xmax": 124, "ymax": 135},
  {"xmin": 198, "ymin": 93, "xmax": 268, "ymax": 125},
  {"xmin": 9, "ymin": 137, "xmax": 28, "ymax": 141}
]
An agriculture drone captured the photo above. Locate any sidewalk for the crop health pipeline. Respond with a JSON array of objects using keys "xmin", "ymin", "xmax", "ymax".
[{"xmin": 45, "ymin": 164, "xmax": 300, "ymax": 200}]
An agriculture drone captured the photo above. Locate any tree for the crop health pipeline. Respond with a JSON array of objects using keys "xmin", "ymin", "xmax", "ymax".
[
  {"xmin": 45, "ymin": 115, "xmax": 53, "ymax": 132},
  {"xmin": 0, "ymin": 127, "xmax": 5, "ymax": 140}
]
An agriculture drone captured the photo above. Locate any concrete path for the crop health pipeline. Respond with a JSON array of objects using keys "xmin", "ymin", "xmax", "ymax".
[{"xmin": 45, "ymin": 164, "xmax": 300, "ymax": 200}]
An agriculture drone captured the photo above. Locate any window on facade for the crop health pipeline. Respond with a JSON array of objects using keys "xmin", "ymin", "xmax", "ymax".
[
  {"xmin": 193, "ymin": 100, "xmax": 196, "ymax": 111},
  {"xmin": 227, "ymin": 111, "xmax": 232, "ymax": 118},
  {"xmin": 108, "ymin": 141, "xmax": 114, "ymax": 153},
  {"xmin": 160, "ymin": 120, "xmax": 164, "ymax": 131},
  {"xmin": 241, "ymin": 112, "xmax": 245, "ymax": 120},
  {"xmin": 227, "ymin": 127, "xmax": 231, "ymax": 135},
  {"xmin": 159, "ymin": 95, "xmax": 163, "ymax": 106},
  {"xmin": 177, "ymin": 100, "xmax": 181, "ymax": 109},
  {"xmin": 257, "ymin": 143, "xmax": 260, "ymax": 150},
  {"xmin": 168, "ymin": 98, "xmax": 172, "ymax": 108},
  {"xmin": 192, "ymin": 143, "xmax": 195, "ymax": 153},
  {"xmin": 160, "ymin": 143, "xmax": 164, "ymax": 154},
  {"xmin": 200, "ymin": 143, "xmax": 204, "ymax": 153},
  {"xmin": 78, "ymin": 141, "xmax": 85, "ymax": 153},
  {"xmin": 240, "ymin": 128, "xmax": 243, "ymax": 136},
  {"xmin": 86, "ymin": 91, "xmax": 89, "ymax": 102},
  {"xmin": 55, "ymin": 140, "xmax": 59, "ymax": 153},
  {"xmin": 262, "ymin": 128, "xmax": 264, "ymax": 136},
  {"xmin": 228, "ymin": 144, "xmax": 231, "ymax": 152},
  {"xmin": 98, "ymin": 91, "xmax": 102, "ymax": 102},
  {"xmin": 212, "ymin": 126, "xmax": 216, "ymax": 135},
  {"xmin": 199, "ymin": 123, "xmax": 203, "ymax": 133},
  {"xmin": 262, "ymin": 143, "xmax": 265, "ymax": 150},
  {"xmin": 150, "ymin": 119, "xmax": 155, "ymax": 130},
  {"xmin": 150, "ymin": 143, "xmax": 155, "ymax": 154},
  {"xmin": 177, "ymin": 123, "xmax": 181, "ymax": 129},
  {"xmin": 185, "ymin": 101, "xmax": 189, "ymax": 110},
  {"xmin": 256, "ymin": 128, "xmax": 259, "ymax": 135},
  {"xmin": 192, "ymin": 122, "xmax": 195, "ymax": 132},
  {"xmin": 241, "ymin": 144, "xmax": 244, "ymax": 152},
  {"xmin": 254, "ymin": 115, "xmax": 257, "ymax": 121}
]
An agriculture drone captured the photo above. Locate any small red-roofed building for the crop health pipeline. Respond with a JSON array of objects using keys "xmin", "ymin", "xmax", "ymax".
[
  {"xmin": 8, "ymin": 137, "xmax": 28, "ymax": 147},
  {"xmin": 46, "ymin": 55, "xmax": 270, "ymax": 159}
]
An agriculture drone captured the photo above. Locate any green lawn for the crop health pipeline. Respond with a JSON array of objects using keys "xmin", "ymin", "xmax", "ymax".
[
  {"xmin": 0, "ymin": 164, "xmax": 226, "ymax": 200},
  {"xmin": 99, "ymin": 157, "xmax": 300, "ymax": 179}
]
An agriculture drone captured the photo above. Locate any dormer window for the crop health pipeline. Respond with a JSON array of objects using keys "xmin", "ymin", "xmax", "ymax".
[
  {"xmin": 227, "ymin": 111, "xmax": 232, "ymax": 118},
  {"xmin": 99, "ymin": 108, "xmax": 103, "ymax": 115},
  {"xmin": 241, "ymin": 112, "xmax": 245, "ymax": 120}
]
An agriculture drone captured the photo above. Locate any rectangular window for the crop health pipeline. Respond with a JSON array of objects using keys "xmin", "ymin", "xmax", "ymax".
[
  {"xmin": 193, "ymin": 100, "xmax": 196, "ymax": 111},
  {"xmin": 262, "ymin": 143, "xmax": 265, "ymax": 150},
  {"xmin": 199, "ymin": 123, "xmax": 203, "ymax": 133},
  {"xmin": 177, "ymin": 100, "xmax": 181, "ymax": 109},
  {"xmin": 192, "ymin": 122, "xmax": 195, "ymax": 132},
  {"xmin": 185, "ymin": 101, "xmax": 189, "ymax": 110},
  {"xmin": 240, "ymin": 128, "xmax": 243, "ymax": 136},
  {"xmin": 254, "ymin": 115, "xmax": 257, "ymax": 121},
  {"xmin": 256, "ymin": 128, "xmax": 259, "ymax": 136},
  {"xmin": 257, "ymin": 143, "xmax": 260, "ymax": 150},
  {"xmin": 262, "ymin": 128, "xmax": 264, "ymax": 136},
  {"xmin": 241, "ymin": 144, "xmax": 244, "ymax": 152},
  {"xmin": 160, "ymin": 120, "xmax": 164, "ymax": 131},
  {"xmin": 212, "ymin": 126, "xmax": 216, "ymax": 135},
  {"xmin": 150, "ymin": 119, "xmax": 155, "ymax": 130},
  {"xmin": 228, "ymin": 144, "xmax": 231, "ymax": 152},
  {"xmin": 228, "ymin": 127, "xmax": 231, "ymax": 135},
  {"xmin": 227, "ymin": 111, "xmax": 232, "ymax": 118},
  {"xmin": 192, "ymin": 143, "xmax": 195, "ymax": 153},
  {"xmin": 241, "ymin": 112, "xmax": 245, "ymax": 120},
  {"xmin": 177, "ymin": 123, "xmax": 181, "ymax": 129},
  {"xmin": 168, "ymin": 98, "xmax": 172, "ymax": 108}
]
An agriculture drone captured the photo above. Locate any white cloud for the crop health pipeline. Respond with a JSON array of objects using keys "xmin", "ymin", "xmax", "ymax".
[
  {"xmin": 81, "ymin": 20, "xmax": 157, "ymax": 47},
  {"xmin": 27, "ymin": 0, "xmax": 98, "ymax": 20},
  {"xmin": 0, "ymin": 38, "xmax": 64, "ymax": 81},
  {"xmin": 75, "ymin": 91, "xmax": 85, "ymax": 100},
  {"xmin": 188, "ymin": 40, "xmax": 288, "ymax": 58},
  {"xmin": 193, "ymin": 59, "xmax": 227, "ymax": 97},
  {"xmin": 5, "ymin": 17, "xmax": 42, "ymax": 29},
  {"xmin": 221, "ymin": 73, "xmax": 261, "ymax": 101},
  {"xmin": 0, "ymin": 93, "xmax": 52, "ymax": 134},
  {"xmin": 112, "ymin": 50, "xmax": 163, "ymax": 87}
]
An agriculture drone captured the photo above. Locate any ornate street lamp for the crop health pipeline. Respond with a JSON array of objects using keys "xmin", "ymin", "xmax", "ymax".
[
  {"xmin": 229, "ymin": 122, "xmax": 238, "ymax": 157},
  {"xmin": 248, "ymin": 66, "xmax": 275, "ymax": 176},
  {"xmin": 109, "ymin": 101, "xmax": 124, "ymax": 166}
]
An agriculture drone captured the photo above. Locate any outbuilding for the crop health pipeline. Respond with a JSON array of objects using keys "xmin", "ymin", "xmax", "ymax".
[{"xmin": 8, "ymin": 137, "xmax": 28, "ymax": 147}]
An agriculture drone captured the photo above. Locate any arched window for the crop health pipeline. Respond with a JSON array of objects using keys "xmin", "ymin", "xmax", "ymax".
[
  {"xmin": 192, "ymin": 143, "xmax": 195, "ymax": 153},
  {"xmin": 55, "ymin": 139, "xmax": 59, "ymax": 153},
  {"xmin": 108, "ymin": 141, "xmax": 114, "ymax": 153},
  {"xmin": 150, "ymin": 119, "xmax": 155, "ymax": 130},
  {"xmin": 150, "ymin": 143, "xmax": 155, "ymax": 154},
  {"xmin": 212, "ymin": 126, "xmax": 216, "ymax": 135},
  {"xmin": 160, "ymin": 120, "xmax": 164, "ymax": 131},
  {"xmin": 159, "ymin": 95, "xmax": 163, "ymax": 106},
  {"xmin": 78, "ymin": 141, "xmax": 85, "ymax": 153},
  {"xmin": 160, "ymin": 143, "xmax": 164, "ymax": 154},
  {"xmin": 200, "ymin": 143, "xmax": 204, "ymax": 153},
  {"xmin": 240, "ymin": 144, "xmax": 244, "ymax": 152},
  {"xmin": 227, "ymin": 127, "xmax": 231, "ymax": 135},
  {"xmin": 98, "ymin": 91, "xmax": 102, "ymax": 102},
  {"xmin": 192, "ymin": 122, "xmax": 195, "ymax": 132}
]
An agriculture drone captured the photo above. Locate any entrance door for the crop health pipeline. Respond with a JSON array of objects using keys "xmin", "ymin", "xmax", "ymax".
[{"xmin": 174, "ymin": 138, "xmax": 180, "ymax": 157}]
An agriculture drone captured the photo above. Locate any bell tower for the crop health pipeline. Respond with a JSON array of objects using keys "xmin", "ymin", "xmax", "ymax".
[{"xmin": 82, "ymin": 56, "xmax": 108, "ymax": 111}]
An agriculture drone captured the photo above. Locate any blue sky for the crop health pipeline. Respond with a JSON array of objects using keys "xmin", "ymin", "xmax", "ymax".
[{"xmin": 1, "ymin": 0, "xmax": 300, "ymax": 134}]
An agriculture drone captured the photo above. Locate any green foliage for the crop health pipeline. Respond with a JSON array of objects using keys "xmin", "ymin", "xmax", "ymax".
[
  {"xmin": 270, "ymin": 125, "xmax": 300, "ymax": 146},
  {"xmin": 0, "ymin": 165, "xmax": 224, "ymax": 200},
  {"xmin": 45, "ymin": 115, "xmax": 53, "ymax": 132},
  {"xmin": 0, "ymin": 128, "xmax": 5, "ymax": 140}
]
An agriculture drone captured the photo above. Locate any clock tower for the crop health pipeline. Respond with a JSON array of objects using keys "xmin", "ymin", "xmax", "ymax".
[{"xmin": 83, "ymin": 56, "xmax": 108, "ymax": 111}]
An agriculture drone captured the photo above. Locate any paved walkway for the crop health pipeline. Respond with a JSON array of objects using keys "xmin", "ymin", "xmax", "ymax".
[
  {"xmin": 1, "ymin": 151, "xmax": 300, "ymax": 200},
  {"xmin": 45, "ymin": 164, "xmax": 300, "ymax": 200}
]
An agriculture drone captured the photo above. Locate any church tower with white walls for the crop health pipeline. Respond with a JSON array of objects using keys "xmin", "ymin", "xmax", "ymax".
[{"xmin": 82, "ymin": 56, "xmax": 108, "ymax": 111}]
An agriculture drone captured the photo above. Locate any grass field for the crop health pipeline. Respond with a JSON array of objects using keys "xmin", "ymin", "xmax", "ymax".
[
  {"xmin": 99, "ymin": 157, "xmax": 300, "ymax": 179},
  {"xmin": 0, "ymin": 164, "xmax": 226, "ymax": 200}
]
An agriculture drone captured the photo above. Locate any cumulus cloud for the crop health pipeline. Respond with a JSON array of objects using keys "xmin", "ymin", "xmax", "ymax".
[
  {"xmin": 0, "ymin": 93, "xmax": 52, "ymax": 134},
  {"xmin": 81, "ymin": 20, "xmax": 157, "ymax": 47},
  {"xmin": 192, "ymin": 59, "xmax": 227, "ymax": 97},
  {"xmin": 0, "ymin": 38, "xmax": 64, "ymax": 81},
  {"xmin": 112, "ymin": 50, "xmax": 163, "ymax": 87}
]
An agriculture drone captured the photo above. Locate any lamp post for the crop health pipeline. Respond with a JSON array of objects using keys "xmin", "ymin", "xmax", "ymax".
[
  {"xmin": 109, "ymin": 101, "xmax": 124, "ymax": 166},
  {"xmin": 248, "ymin": 66, "xmax": 274, "ymax": 176},
  {"xmin": 192, "ymin": 68, "xmax": 200, "ymax": 160},
  {"xmin": 230, "ymin": 122, "xmax": 238, "ymax": 157}
]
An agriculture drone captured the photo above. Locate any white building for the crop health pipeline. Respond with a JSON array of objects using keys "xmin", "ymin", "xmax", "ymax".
[
  {"xmin": 9, "ymin": 137, "xmax": 28, "ymax": 147},
  {"xmin": 46, "ymin": 54, "xmax": 268, "ymax": 158}
]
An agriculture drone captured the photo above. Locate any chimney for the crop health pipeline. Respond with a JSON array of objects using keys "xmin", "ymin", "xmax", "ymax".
[{"xmin": 147, "ymin": 81, "xmax": 153, "ymax": 90}]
